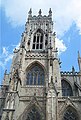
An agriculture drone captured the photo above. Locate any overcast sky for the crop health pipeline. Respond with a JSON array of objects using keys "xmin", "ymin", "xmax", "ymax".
[{"xmin": 0, "ymin": 0, "xmax": 81, "ymax": 84}]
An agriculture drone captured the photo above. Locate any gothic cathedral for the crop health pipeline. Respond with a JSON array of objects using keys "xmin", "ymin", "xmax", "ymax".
[{"xmin": 0, "ymin": 9, "xmax": 81, "ymax": 120}]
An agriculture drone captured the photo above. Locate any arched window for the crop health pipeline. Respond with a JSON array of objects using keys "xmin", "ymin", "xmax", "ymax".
[
  {"xmin": 5, "ymin": 113, "xmax": 9, "ymax": 120},
  {"xmin": 61, "ymin": 80, "xmax": 73, "ymax": 96},
  {"xmin": 26, "ymin": 65, "xmax": 44, "ymax": 85},
  {"xmin": 63, "ymin": 107, "xmax": 79, "ymax": 120},
  {"xmin": 26, "ymin": 106, "xmax": 41, "ymax": 120},
  {"xmin": 32, "ymin": 29, "xmax": 43, "ymax": 50}
]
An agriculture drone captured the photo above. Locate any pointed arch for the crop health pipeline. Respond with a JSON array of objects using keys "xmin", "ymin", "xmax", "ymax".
[
  {"xmin": 61, "ymin": 79, "xmax": 73, "ymax": 96},
  {"xmin": 17, "ymin": 95, "xmax": 45, "ymax": 120},
  {"xmin": 33, "ymin": 28, "xmax": 45, "ymax": 36},
  {"xmin": 26, "ymin": 105, "xmax": 41, "ymax": 120},
  {"xmin": 26, "ymin": 61, "xmax": 46, "ymax": 73},
  {"xmin": 62, "ymin": 105, "xmax": 79, "ymax": 120},
  {"xmin": 26, "ymin": 61, "xmax": 45, "ymax": 85},
  {"xmin": 32, "ymin": 28, "xmax": 44, "ymax": 50},
  {"xmin": 18, "ymin": 103, "xmax": 45, "ymax": 120}
]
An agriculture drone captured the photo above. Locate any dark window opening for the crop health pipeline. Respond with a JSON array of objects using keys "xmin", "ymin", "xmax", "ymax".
[
  {"xmin": 61, "ymin": 80, "xmax": 73, "ymax": 96},
  {"xmin": 32, "ymin": 44, "xmax": 35, "ymax": 49},
  {"xmin": 40, "ymin": 44, "xmax": 43, "ymax": 49},
  {"xmin": 26, "ymin": 106, "xmax": 41, "ymax": 120},
  {"xmin": 63, "ymin": 107, "xmax": 78, "ymax": 120},
  {"xmin": 33, "ymin": 36, "xmax": 36, "ymax": 42},
  {"xmin": 26, "ymin": 65, "xmax": 44, "ymax": 85},
  {"xmin": 32, "ymin": 29, "xmax": 43, "ymax": 50},
  {"xmin": 40, "ymin": 36, "xmax": 43, "ymax": 42},
  {"xmin": 37, "ymin": 36, "xmax": 39, "ymax": 42},
  {"xmin": 36, "ymin": 44, "xmax": 39, "ymax": 49}
]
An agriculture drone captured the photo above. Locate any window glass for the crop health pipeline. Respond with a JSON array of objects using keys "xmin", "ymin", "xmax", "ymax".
[
  {"xmin": 63, "ymin": 107, "xmax": 78, "ymax": 120},
  {"xmin": 32, "ymin": 44, "xmax": 35, "ymax": 49},
  {"xmin": 26, "ymin": 106, "xmax": 41, "ymax": 120},
  {"xmin": 40, "ymin": 44, "xmax": 43, "ymax": 49},
  {"xmin": 61, "ymin": 80, "xmax": 73, "ymax": 96},
  {"xmin": 32, "ymin": 29, "xmax": 43, "ymax": 50},
  {"xmin": 26, "ymin": 65, "xmax": 44, "ymax": 85}
]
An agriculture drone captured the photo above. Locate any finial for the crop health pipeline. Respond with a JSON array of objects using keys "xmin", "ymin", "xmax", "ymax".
[
  {"xmin": 39, "ymin": 9, "xmax": 42, "ymax": 15},
  {"xmin": 72, "ymin": 66, "xmax": 75, "ymax": 75},
  {"xmin": 4, "ymin": 69, "xmax": 7, "ymax": 75},
  {"xmin": 49, "ymin": 8, "xmax": 52, "ymax": 16},
  {"xmin": 78, "ymin": 51, "xmax": 80, "ymax": 58},
  {"xmin": 53, "ymin": 32, "xmax": 56, "ymax": 37},
  {"xmin": 28, "ymin": 8, "xmax": 32, "ymax": 15}
]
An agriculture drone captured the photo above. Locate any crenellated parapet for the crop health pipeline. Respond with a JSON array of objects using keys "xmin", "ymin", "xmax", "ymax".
[{"xmin": 61, "ymin": 71, "xmax": 80, "ymax": 76}]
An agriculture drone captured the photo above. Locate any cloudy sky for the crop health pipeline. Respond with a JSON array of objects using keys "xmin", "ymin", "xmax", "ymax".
[{"xmin": 0, "ymin": 0, "xmax": 81, "ymax": 84}]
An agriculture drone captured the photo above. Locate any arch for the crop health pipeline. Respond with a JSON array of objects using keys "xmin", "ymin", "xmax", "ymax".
[
  {"xmin": 61, "ymin": 79, "xmax": 73, "ymax": 96},
  {"xmin": 32, "ymin": 28, "xmax": 44, "ymax": 50},
  {"xmin": 26, "ymin": 62, "xmax": 45, "ymax": 85},
  {"xmin": 33, "ymin": 28, "xmax": 45, "ymax": 35},
  {"xmin": 26, "ymin": 61, "xmax": 46, "ymax": 73},
  {"xmin": 18, "ymin": 99, "xmax": 45, "ymax": 120},
  {"xmin": 26, "ymin": 105, "xmax": 41, "ymax": 120},
  {"xmin": 62, "ymin": 106, "xmax": 79, "ymax": 120}
]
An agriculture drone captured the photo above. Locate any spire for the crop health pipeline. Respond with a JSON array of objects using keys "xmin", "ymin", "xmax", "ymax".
[
  {"xmin": 28, "ymin": 8, "xmax": 32, "ymax": 15},
  {"xmin": 38, "ymin": 9, "xmax": 42, "ymax": 15},
  {"xmin": 72, "ymin": 66, "xmax": 75, "ymax": 75},
  {"xmin": 48, "ymin": 8, "xmax": 52, "ymax": 17},
  {"xmin": 28, "ymin": 8, "xmax": 32, "ymax": 18}
]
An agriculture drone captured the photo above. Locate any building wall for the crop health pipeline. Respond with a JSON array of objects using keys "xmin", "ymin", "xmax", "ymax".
[{"xmin": 0, "ymin": 9, "xmax": 81, "ymax": 120}]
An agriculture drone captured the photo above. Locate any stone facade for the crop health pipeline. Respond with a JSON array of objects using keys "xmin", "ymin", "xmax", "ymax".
[{"xmin": 0, "ymin": 9, "xmax": 81, "ymax": 120}]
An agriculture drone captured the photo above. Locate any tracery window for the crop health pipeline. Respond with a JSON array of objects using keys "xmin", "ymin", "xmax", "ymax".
[
  {"xmin": 5, "ymin": 113, "xmax": 9, "ymax": 120},
  {"xmin": 32, "ymin": 29, "xmax": 43, "ymax": 50},
  {"xmin": 26, "ymin": 65, "xmax": 44, "ymax": 85},
  {"xmin": 61, "ymin": 80, "xmax": 73, "ymax": 96},
  {"xmin": 63, "ymin": 107, "xmax": 78, "ymax": 120},
  {"xmin": 26, "ymin": 106, "xmax": 41, "ymax": 120}
]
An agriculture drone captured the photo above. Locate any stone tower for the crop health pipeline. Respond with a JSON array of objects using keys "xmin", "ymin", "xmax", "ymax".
[{"xmin": 0, "ymin": 9, "xmax": 81, "ymax": 120}]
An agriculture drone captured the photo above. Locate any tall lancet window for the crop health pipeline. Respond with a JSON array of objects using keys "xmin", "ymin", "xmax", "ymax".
[
  {"xmin": 61, "ymin": 80, "xmax": 73, "ymax": 96},
  {"xmin": 32, "ymin": 29, "xmax": 43, "ymax": 50},
  {"xmin": 26, "ymin": 65, "xmax": 44, "ymax": 85}
]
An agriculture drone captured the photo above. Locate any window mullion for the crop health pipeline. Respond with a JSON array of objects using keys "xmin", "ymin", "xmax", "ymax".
[
  {"xmin": 26, "ymin": 66, "xmax": 44, "ymax": 85},
  {"xmin": 33, "ymin": 72, "xmax": 34, "ymax": 85},
  {"xmin": 36, "ymin": 72, "xmax": 38, "ymax": 85},
  {"xmin": 35, "ymin": 34, "xmax": 37, "ymax": 49}
]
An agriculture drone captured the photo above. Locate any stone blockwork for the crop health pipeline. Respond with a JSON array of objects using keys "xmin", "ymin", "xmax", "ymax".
[{"xmin": 0, "ymin": 9, "xmax": 81, "ymax": 120}]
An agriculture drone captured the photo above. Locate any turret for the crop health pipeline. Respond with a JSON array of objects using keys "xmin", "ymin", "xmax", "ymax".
[{"xmin": 78, "ymin": 51, "xmax": 81, "ymax": 73}]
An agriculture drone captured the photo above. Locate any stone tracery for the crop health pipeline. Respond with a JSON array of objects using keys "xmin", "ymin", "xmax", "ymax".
[{"xmin": 26, "ymin": 65, "xmax": 44, "ymax": 85}]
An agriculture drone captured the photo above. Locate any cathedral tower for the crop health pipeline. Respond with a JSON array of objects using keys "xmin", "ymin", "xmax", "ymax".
[{"xmin": 0, "ymin": 9, "xmax": 81, "ymax": 120}]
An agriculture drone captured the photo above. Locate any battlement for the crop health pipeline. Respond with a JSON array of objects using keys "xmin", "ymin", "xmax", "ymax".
[{"xmin": 61, "ymin": 71, "xmax": 79, "ymax": 75}]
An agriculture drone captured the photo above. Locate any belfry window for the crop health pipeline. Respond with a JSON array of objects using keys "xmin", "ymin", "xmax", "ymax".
[
  {"xmin": 61, "ymin": 80, "xmax": 73, "ymax": 96},
  {"xmin": 63, "ymin": 107, "xmax": 78, "ymax": 120},
  {"xmin": 32, "ymin": 29, "xmax": 43, "ymax": 50},
  {"xmin": 26, "ymin": 65, "xmax": 44, "ymax": 85}
]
